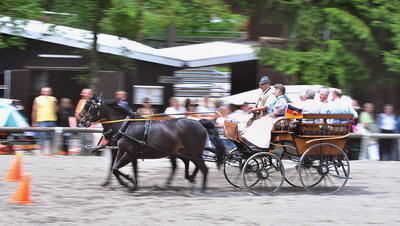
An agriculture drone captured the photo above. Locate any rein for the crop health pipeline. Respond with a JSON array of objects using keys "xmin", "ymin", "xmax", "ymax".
[{"xmin": 98, "ymin": 112, "xmax": 216, "ymax": 124}]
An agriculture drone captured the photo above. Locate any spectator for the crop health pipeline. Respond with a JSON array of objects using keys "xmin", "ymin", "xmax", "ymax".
[
  {"xmin": 358, "ymin": 103, "xmax": 379, "ymax": 160},
  {"xmin": 197, "ymin": 97, "xmax": 216, "ymax": 112},
  {"xmin": 137, "ymin": 97, "xmax": 156, "ymax": 115},
  {"xmin": 164, "ymin": 97, "xmax": 186, "ymax": 118},
  {"xmin": 74, "ymin": 88, "xmax": 93, "ymax": 155},
  {"xmin": 115, "ymin": 90, "xmax": 129, "ymax": 109},
  {"xmin": 58, "ymin": 98, "xmax": 75, "ymax": 155},
  {"xmin": 31, "ymin": 87, "xmax": 58, "ymax": 150},
  {"xmin": 75, "ymin": 88, "xmax": 92, "ymax": 120},
  {"xmin": 359, "ymin": 103, "xmax": 377, "ymax": 132},
  {"xmin": 377, "ymin": 104, "xmax": 396, "ymax": 161}
]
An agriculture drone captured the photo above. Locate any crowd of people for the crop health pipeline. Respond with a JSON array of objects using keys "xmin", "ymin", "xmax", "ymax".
[
  {"xmin": 30, "ymin": 87, "xmax": 127, "ymax": 155},
  {"xmin": 30, "ymin": 79, "xmax": 400, "ymax": 160}
]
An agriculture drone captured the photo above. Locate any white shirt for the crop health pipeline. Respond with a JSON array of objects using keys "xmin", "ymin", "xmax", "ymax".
[
  {"xmin": 164, "ymin": 107, "xmax": 186, "ymax": 118},
  {"xmin": 227, "ymin": 110, "xmax": 252, "ymax": 132},
  {"xmin": 326, "ymin": 98, "xmax": 358, "ymax": 123},
  {"xmin": 294, "ymin": 99, "xmax": 323, "ymax": 114},
  {"xmin": 377, "ymin": 113, "xmax": 396, "ymax": 130}
]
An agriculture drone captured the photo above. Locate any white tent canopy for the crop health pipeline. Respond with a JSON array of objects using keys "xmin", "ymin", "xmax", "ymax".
[{"xmin": 0, "ymin": 17, "xmax": 257, "ymax": 67}]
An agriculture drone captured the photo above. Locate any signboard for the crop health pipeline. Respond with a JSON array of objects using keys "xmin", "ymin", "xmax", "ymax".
[
  {"xmin": 158, "ymin": 76, "xmax": 181, "ymax": 84},
  {"xmin": 133, "ymin": 85, "xmax": 164, "ymax": 105}
]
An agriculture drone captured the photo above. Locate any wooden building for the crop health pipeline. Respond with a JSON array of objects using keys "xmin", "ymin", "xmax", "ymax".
[{"xmin": 0, "ymin": 17, "xmax": 265, "ymax": 119}]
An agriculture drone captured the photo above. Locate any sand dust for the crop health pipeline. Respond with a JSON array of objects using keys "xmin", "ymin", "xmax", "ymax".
[{"xmin": 0, "ymin": 153, "xmax": 399, "ymax": 225}]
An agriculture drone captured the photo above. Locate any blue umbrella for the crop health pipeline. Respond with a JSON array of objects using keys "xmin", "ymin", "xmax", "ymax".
[{"xmin": 0, "ymin": 104, "xmax": 29, "ymax": 127}]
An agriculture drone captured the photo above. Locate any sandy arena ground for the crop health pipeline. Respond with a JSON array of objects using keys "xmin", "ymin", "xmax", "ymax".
[{"xmin": 0, "ymin": 153, "xmax": 399, "ymax": 226}]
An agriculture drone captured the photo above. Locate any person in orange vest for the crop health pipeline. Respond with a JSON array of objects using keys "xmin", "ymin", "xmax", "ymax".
[
  {"xmin": 74, "ymin": 88, "xmax": 93, "ymax": 155},
  {"xmin": 75, "ymin": 88, "xmax": 92, "ymax": 120}
]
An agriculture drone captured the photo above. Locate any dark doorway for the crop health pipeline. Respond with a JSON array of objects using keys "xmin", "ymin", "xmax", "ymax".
[{"xmin": 48, "ymin": 71, "xmax": 87, "ymax": 106}]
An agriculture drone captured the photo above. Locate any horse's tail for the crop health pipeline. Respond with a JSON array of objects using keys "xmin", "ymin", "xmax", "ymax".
[{"xmin": 199, "ymin": 119, "xmax": 225, "ymax": 169}]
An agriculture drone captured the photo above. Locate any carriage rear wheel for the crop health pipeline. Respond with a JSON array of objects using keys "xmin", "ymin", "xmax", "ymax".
[
  {"xmin": 223, "ymin": 148, "xmax": 245, "ymax": 188},
  {"xmin": 280, "ymin": 147, "xmax": 303, "ymax": 188},
  {"xmin": 298, "ymin": 143, "xmax": 350, "ymax": 195},
  {"xmin": 242, "ymin": 152, "xmax": 285, "ymax": 195}
]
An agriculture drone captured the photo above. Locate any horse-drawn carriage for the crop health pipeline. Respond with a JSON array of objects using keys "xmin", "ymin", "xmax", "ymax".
[
  {"xmin": 222, "ymin": 114, "xmax": 353, "ymax": 195},
  {"xmin": 79, "ymin": 95, "xmax": 352, "ymax": 195}
]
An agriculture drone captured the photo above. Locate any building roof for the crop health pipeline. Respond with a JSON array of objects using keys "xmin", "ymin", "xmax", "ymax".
[{"xmin": 0, "ymin": 17, "xmax": 257, "ymax": 67}]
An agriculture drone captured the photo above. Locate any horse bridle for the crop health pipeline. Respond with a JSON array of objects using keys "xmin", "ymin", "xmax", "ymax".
[{"xmin": 79, "ymin": 98, "xmax": 105, "ymax": 127}]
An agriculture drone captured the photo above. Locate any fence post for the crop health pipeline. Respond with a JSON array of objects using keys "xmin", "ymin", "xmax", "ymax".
[
  {"xmin": 53, "ymin": 127, "xmax": 63, "ymax": 155},
  {"xmin": 359, "ymin": 134, "xmax": 370, "ymax": 160}
]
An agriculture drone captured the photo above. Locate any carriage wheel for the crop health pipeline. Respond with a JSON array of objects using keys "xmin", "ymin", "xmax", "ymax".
[
  {"xmin": 223, "ymin": 148, "xmax": 245, "ymax": 188},
  {"xmin": 242, "ymin": 152, "xmax": 285, "ymax": 195},
  {"xmin": 280, "ymin": 148, "xmax": 303, "ymax": 188},
  {"xmin": 298, "ymin": 143, "xmax": 350, "ymax": 195}
]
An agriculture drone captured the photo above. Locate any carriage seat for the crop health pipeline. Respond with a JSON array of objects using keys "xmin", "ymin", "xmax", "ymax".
[{"xmin": 296, "ymin": 114, "xmax": 353, "ymax": 137}]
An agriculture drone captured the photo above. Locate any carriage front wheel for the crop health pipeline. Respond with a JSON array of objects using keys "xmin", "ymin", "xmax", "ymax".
[
  {"xmin": 223, "ymin": 148, "xmax": 245, "ymax": 188},
  {"xmin": 242, "ymin": 152, "xmax": 285, "ymax": 195},
  {"xmin": 298, "ymin": 143, "xmax": 350, "ymax": 195}
]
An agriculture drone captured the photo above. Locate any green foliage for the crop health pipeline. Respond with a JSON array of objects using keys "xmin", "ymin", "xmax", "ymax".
[
  {"xmin": 256, "ymin": 0, "xmax": 400, "ymax": 89},
  {"xmin": 0, "ymin": 0, "xmax": 43, "ymax": 48}
]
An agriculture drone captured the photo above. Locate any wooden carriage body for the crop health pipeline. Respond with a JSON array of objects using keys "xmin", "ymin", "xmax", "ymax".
[{"xmin": 224, "ymin": 114, "xmax": 353, "ymax": 156}]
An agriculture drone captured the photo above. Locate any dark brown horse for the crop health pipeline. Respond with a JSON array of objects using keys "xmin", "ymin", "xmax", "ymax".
[{"xmin": 79, "ymin": 95, "xmax": 225, "ymax": 192}]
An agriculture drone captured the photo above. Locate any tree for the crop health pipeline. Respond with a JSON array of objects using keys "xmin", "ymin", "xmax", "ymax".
[
  {"xmin": 0, "ymin": 0, "xmax": 43, "ymax": 48},
  {"xmin": 41, "ymin": 0, "xmax": 242, "ymax": 89},
  {"xmin": 247, "ymin": 0, "xmax": 400, "ymax": 102}
]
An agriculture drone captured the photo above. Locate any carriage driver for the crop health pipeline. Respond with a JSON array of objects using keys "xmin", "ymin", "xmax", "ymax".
[
  {"xmin": 246, "ymin": 76, "xmax": 275, "ymax": 126},
  {"xmin": 241, "ymin": 76, "xmax": 276, "ymax": 149}
]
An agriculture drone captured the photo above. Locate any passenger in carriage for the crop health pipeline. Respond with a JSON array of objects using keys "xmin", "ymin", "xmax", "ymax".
[
  {"xmin": 295, "ymin": 89, "xmax": 324, "ymax": 114},
  {"xmin": 266, "ymin": 84, "xmax": 288, "ymax": 118},
  {"xmin": 326, "ymin": 89, "xmax": 358, "ymax": 123},
  {"xmin": 293, "ymin": 88, "xmax": 324, "ymax": 123},
  {"xmin": 241, "ymin": 84, "xmax": 288, "ymax": 149}
]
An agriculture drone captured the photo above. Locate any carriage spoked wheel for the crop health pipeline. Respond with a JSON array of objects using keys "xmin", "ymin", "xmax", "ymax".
[
  {"xmin": 223, "ymin": 148, "xmax": 245, "ymax": 188},
  {"xmin": 298, "ymin": 143, "xmax": 350, "ymax": 195},
  {"xmin": 241, "ymin": 152, "xmax": 285, "ymax": 195},
  {"xmin": 280, "ymin": 146, "xmax": 303, "ymax": 188}
]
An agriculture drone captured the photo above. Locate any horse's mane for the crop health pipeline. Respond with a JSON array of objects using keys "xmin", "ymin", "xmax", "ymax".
[{"xmin": 102, "ymin": 99, "xmax": 143, "ymax": 119}]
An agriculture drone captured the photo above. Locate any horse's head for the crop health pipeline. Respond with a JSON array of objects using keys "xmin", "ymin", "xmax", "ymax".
[{"xmin": 78, "ymin": 94, "xmax": 106, "ymax": 127}]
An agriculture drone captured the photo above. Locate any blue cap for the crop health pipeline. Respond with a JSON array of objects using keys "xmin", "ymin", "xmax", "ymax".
[{"xmin": 259, "ymin": 76, "xmax": 271, "ymax": 85}]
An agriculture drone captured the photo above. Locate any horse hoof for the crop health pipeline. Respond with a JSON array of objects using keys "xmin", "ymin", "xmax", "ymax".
[
  {"xmin": 101, "ymin": 181, "xmax": 110, "ymax": 187},
  {"xmin": 188, "ymin": 176, "xmax": 196, "ymax": 183}
]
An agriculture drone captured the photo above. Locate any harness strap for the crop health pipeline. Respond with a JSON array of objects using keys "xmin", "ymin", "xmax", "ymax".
[{"xmin": 112, "ymin": 114, "xmax": 135, "ymax": 141}]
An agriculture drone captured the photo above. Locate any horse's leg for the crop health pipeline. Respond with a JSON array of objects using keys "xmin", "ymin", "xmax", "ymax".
[
  {"xmin": 188, "ymin": 164, "xmax": 200, "ymax": 183},
  {"xmin": 192, "ymin": 159, "xmax": 208, "ymax": 192},
  {"xmin": 102, "ymin": 148, "xmax": 118, "ymax": 187},
  {"xmin": 182, "ymin": 158, "xmax": 191, "ymax": 182},
  {"xmin": 112, "ymin": 152, "xmax": 135, "ymax": 190},
  {"xmin": 166, "ymin": 156, "xmax": 177, "ymax": 187},
  {"xmin": 129, "ymin": 153, "xmax": 138, "ymax": 192}
]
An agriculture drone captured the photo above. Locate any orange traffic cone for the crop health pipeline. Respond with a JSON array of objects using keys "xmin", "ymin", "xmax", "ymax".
[
  {"xmin": 4, "ymin": 155, "xmax": 23, "ymax": 182},
  {"xmin": 10, "ymin": 174, "xmax": 33, "ymax": 204}
]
